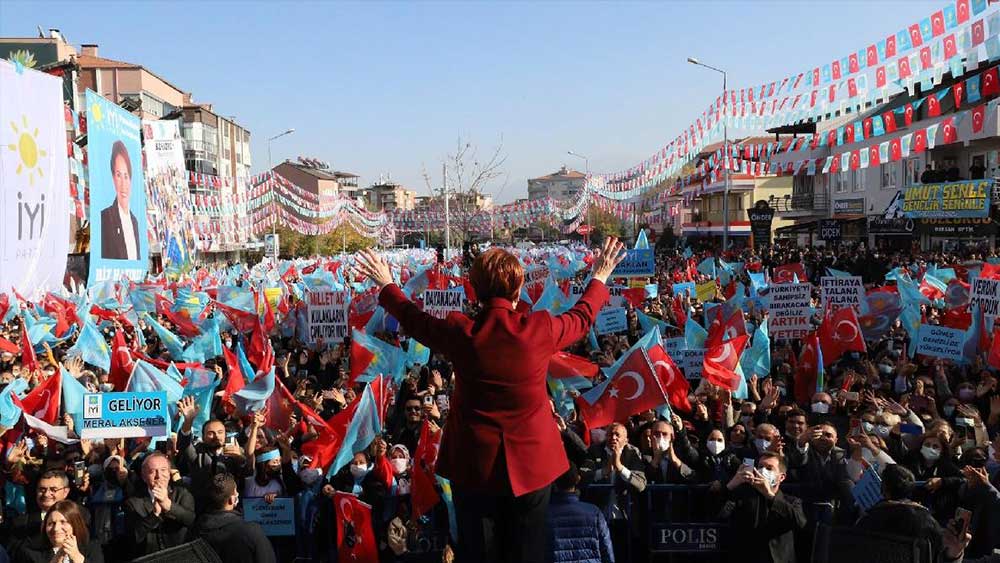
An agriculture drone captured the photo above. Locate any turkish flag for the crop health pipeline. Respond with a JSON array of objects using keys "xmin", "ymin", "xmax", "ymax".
[
  {"xmin": 982, "ymin": 68, "xmax": 1000, "ymax": 97},
  {"xmin": 335, "ymin": 492, "xmax": 379, "ymax": 563},
  {"xmin": 813, "ymin": 67, "xmax": 820, "ymax": 86},
  {"xmin": 941, "ymin": 306, "xmax": 973, "ymax": 331},
  {"xmin": 876, "ymin": 66, "xmax": 887, "ymax": 88},
  {"xmin": 913, "ymin": 129, "xmax": 928, "ymax": 153},
  {"xmin": 869, "ymin": 145, "xmax": 881, "ymax": 166},
  {"xmin": 348, "ymin": 339, "xmax": 376, "ymax": 386},
  {"xmin": 19, "ymin": 368, "xmax": 61, "ymax": 424},
  {"xmin": 829, "ymin": 84, "xmax": 837, "ymax": 103},
  {"xmin": 863, "ymin": 117, "xmax": 873, "ymax": 138},
  {"xmin": 672, "ymin": 294, "xmax": 688, "ymax": 328},
  {"xmin": 623, "ymin": 287, "xmax": 647, "ymax": 307},
  {"xmin": 411, "ymin": 420, "xmax": 443, "ymax": 517},
  {"xmin": 708, "ymin": 307, "xmax": 747, "ymax": 343},
  {"xmin": 885, "ymin": 34, "xmax": 897, "ymax": 58},
  {"xmin": 576, "ymin": 347, "xmax": 666, "ymax": 429},
  {"xmin": 909, "ymin": 23, "xmax": 923, "ymax": 47},
  {"xmin": 108, "ymin": 330, "xmax": 134, "ymax": 392},
  {"xmin": 212, "ymin": 300, "xmax": 259, "ymax": 333},
  {"xmin": 890, "ymin": 138, "xmax": 903, "ymax": 161},
  {"xmin": 647, "ymin": 344, "xmax": 691, "ymax": 412},
  {"xmin": 156, "ymin": 295, "xmax": 200, "ymax": 338},
  {"xmin": 972, "ymin": 20, "xmax": 985, "ymax": 46},
  {"xmin": 773, "ymin": 263, "xmax": 808, "ymax": 284},
  {"xmin": 827, "ymin": 129, "xmax": 837, "ymax": 147},
  {"xmin": 849, "ymin": 53, "xmax": 860, "ymax": 73},
  {"xmin": 550, "ymin": 351, "xmax": 600, "ymax": 380},
  {"xmin": 795, "ymin": 334, "xmax": 821, "ymax": 407},
  {"xmin": 0, "ymin": 336, "xmax": 18, "ymax": 355},
  {"xmin": 832, "ymin": 60, "xmax": 842, "ymax": 80},
  {"xmin": 931, "ymin": 11, "xmax": 945, "ymax": 36},
  {"xmin": 867, "ymin": 44, "xmax": 879, "ymax": 66},
  {"xmin": 972, "ymin": 104, "xmax": 987, "ymax": 133},
  {"xmin": 942, "ymin": 118, "xmax": 958, "ymax": 144},
  {"xmin": 883, "ymin": 111, "xmax": 897, "ymax": 133},
  {"xmin": 944, "ymin": 34, "xmax": 957, "ymax": 59},
  {"xmin": 989, "ymin": 328, "xmax": 1000, "ymax": 370},
  {"xmin": 20, "ymin": 323, "xmax": 39, "ymax": 374},
  {"xmin": 899, "ymin": 56, "xmax": 912, "ymax": 80},
  {"xmin": 920, "ymin": 46, "xmax": 933, "ymax": 70},
  {"xmin": 850, "ymin": 150, "xmax": 861, "ymax": 171},
  {"xmin": 904, "ymin": 104, "xmax": 915, "ymax": 126},
  {"xmin": 957, "ymin": 0, "xmax": 970, "ymax": 23},
  {"xmin": 818, "ymin": 307, "xmax": 867, "ymax": 366},
  {"xmin": 703, "ymin": 334, "xmax": 749, "ymax": 392},
  {"xmin": 954, "ymin": 83, "xmax": 965, "ymax": 108},
  {"xmin": 845, "ymin": 123, "xmax": 855, "ymax": 142}
]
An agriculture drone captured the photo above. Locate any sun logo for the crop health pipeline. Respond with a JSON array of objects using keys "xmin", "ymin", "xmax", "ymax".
[
  {"xmin": 89, "ymin": 101, "xmax": 103, "ymax": 123},
  {"xmin": 7, "ymin": 115, "xmax": 47, "ymax": 186}
]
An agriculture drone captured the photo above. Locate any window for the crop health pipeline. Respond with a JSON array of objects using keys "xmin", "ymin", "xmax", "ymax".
[
  {"xmin": 793, "ymin": 175, "xmax": 815, "ymax": 196},
  {"xmin": 834, "ymin": 170, "xmax": 850, "ymax": 193},
  {"xmin": 880, "ymin": 163, "xmax": 898, "ymax": 190},
  {"xmin": 853, "ymin": 168, "xmax": 866, "ymax": 192},
  {"xmin": 904, "ymin": 157, "xmax": 922, "ymax": 186}
]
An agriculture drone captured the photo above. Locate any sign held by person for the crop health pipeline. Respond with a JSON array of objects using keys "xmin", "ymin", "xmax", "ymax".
[
  {"xmin": 306, "ymin": 290, "xmax": 348, "ymax": 343},
  {"xmin": 422, "ymin": 289, "xmax": 465, "ymax": 319},
  {"xmin": 820, "ymin": 276, "xmax": 864, "ymax": 311},
  {"xmin": 243, "ymin": 497, "xmax": 296, "ymax": 536},
  {"xmin": 81, "ymin": 391, "xmax": 168, "ymax": 439}
]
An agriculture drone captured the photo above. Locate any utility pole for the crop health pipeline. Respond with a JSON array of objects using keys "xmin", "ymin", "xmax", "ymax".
[{"xmin": 443, "ymin": 161, "xmax": 450, "ymax": 257}]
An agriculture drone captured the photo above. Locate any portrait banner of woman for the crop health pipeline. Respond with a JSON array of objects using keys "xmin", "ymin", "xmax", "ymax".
[{"xmin": 86, "ymin": 90, "xmax": 149, "ymax": 284}]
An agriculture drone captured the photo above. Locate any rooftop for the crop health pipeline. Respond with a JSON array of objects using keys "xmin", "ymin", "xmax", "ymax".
[
  {"xmin": 530, "ymin": 165, "xmax": 586, "ymax": 181},
  {"xmin": 279, "ymin": 160, "xmax": 357, "ymax": 181},
  {"xmin": 76, "ymin": 53, "xmax": 189, "ymax": 97}
]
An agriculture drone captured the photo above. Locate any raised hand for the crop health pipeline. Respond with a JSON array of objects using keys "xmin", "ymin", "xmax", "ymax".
[
  {"xmin": 591, "ymin": 237, "xmax": 628, "ymax": 284},
  {"xmin": 355, "ymin": 249, "xmax": 394, "ymax": 289},
  {"xmin": 177, "ymin": 396, "xmax": 199, "ymax": 421}
]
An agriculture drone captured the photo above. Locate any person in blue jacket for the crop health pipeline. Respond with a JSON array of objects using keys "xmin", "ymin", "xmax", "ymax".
[{"xmin": 546, "ymin": 462, "xmax": 614, "ymax": 563}]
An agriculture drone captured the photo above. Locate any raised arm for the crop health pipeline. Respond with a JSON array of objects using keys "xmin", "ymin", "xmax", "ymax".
[{"xmin": 549, "ymin": 237, "xmax": 626, "ymax": 350}]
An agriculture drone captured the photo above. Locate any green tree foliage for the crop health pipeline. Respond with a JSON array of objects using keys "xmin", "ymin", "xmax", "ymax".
[{"xmin": 273, "ymin": 224, "xmax": 375, "ymax": 258}]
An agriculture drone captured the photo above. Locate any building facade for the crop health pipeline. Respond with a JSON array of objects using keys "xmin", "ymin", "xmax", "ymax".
[
  {"xmin": 362, "ymin": 180, "xmax": 416, "ymax": 211},
  {"xmin": 273, "ymin": 159, "xmax": 361, "ymax": 202},
  {"xmin": 528, "ymin": 166, "xmax": 586, "ymax": 202}
]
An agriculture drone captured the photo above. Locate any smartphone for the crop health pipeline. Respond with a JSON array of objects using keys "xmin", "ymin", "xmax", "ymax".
[
  {"xmin": 850, "ymin": 418, "xmax": 862, "ymax": 437},
  {"xmin": 436, "ymin": 395, "xmax": 450, "ymax": 411},
  {"xmin": 742, "ymin": 458, "xmax": 755, "ymax": 470},
  {"xmin": 226, "ymin": 432, "xmax": 238, "ymax": 447},
  {"xmin": 954, "ymin": 507, "xmax": 973, "ymax": 537},
  {"xmin": 73, "ymin": 460, "xmax": 86, "ymax": 482},
  {"xmin": 955, "ymin": 417, "xmax": 975, "ymax": 428},
  {"xmin": 844, "ymin": 391, "xmax": 860, "ymax": 402},
  {"xmin": 423, "ymin": 395, "xmax": 434, "ymax": 407}
]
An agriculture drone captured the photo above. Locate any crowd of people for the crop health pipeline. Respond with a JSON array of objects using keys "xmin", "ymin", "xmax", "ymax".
[{"xmin": 0, "ymin": 237, "xmax": 999, "ymax": 563}]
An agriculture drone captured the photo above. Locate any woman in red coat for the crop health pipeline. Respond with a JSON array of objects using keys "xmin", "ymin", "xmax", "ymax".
[{"xmin": 355, "ymin": 237, "xmax": 626, "ymax": 563}]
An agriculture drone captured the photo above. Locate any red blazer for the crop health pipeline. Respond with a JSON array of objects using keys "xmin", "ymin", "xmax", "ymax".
[{"xmin": 378, "ymin": 278, "xmax": 609, "ymax": 496}]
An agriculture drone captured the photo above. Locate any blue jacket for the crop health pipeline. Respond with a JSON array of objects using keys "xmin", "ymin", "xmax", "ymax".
[{"xmin": 546, "ymin": 491, "xmax": 614, "ymax": 563}]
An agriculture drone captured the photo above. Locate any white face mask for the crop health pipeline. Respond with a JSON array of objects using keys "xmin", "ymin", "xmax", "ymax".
[
  {"xmin": 921, "ymin": 445, "xmax": 942, "ymax": 461},
  {"xmin": 706, "ymin": 440, "xmax": 725, "ymax": 455},
  {"xmin": 811, "ymin": 402, "xmax": 830, "ymax": 414},
  {"xmin": 875, "ymin": 425, "xmax": 891, "ymax": 438},
  {"xmin": 655, "ymin": 437, "xmax": 671, "ymax": 453},
  {"xmin": 757, "ymin": 467, "xmax": 779, "ymax": 489},
  {"xmin": 861, "ymin": 422, "xmax": 874, "ymax": 434},
  {"xmin": 349, "ymin": 464, "xmax": 371, "ymax": 479},
  {"xmin": 390, "ymin": 458, "xmax": 409, "ymax": 475}
]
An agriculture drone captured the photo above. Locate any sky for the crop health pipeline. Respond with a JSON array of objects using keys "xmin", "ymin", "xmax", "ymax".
[{"xmin": 2, "ymin": 0, "xmax": 947, "ymax": 203}]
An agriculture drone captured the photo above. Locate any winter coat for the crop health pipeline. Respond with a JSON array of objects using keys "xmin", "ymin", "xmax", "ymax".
[{"xmin": 546, "ymin": 492, "xmax": 614, "ymax": 563}]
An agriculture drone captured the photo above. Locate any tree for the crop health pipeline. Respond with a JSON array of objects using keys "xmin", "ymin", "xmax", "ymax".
[
  {"xmin": 425, "ymin": 136, "xmax": 508, "ymax": 248},
  {"xmin": 273, "ymin": 223, "xmax": 375, "ymax": 258}
]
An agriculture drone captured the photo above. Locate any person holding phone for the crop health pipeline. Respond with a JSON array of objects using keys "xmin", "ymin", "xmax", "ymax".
[{"xmin": 175, "ymin": 397, "xmax": 247, "ymax": 513}]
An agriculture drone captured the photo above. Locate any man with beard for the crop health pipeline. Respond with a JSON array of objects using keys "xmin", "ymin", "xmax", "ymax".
[{"xmin": 176, "ymin": 396, "xmax": 247, "ymax": 512}]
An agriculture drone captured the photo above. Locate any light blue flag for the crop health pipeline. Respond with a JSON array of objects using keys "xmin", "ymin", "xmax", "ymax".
[
  {"xmin": 683, "ymin": 247, "xmax": 693, "ymax": 259},
  {"xmin": 926, "ymin": 265, "xmax": 956, "ymax": 284},
  {"xmin": 532, "ymin": 277, "xmax": 576, "ymax": 315},
  {"xmin": 183, "ymin": 368, "xmax": 219, "ymax": 439},
  {"xmin": 165, "ymin": 363, "xmax": 184, "ymax": 384},
  {"xmin": 22, "ymin": 313, "xmax": 55, "ymax": 347},
  {"xmin": 127, "ymin": 361, "xmax": 185, "ymax": 404},
  {"xmin": 697, "ymin": 258, "xmax": 717, "ymax": 279},
  {"xmin": 0, "ymin": 378, "xmax": 28, "ymax": 427},
  {"xmin": 351, "ymin": 328, "xmax": 407, "ymax": 384},
  {"xmin": 748, "ymin": 273, "xmax": 768, "ymax": 294},
  {"xmin": 404, "ymin": 338, "xmax": 430, "ymax": 369},
  {"xmin": 233, "ymin": 367, "xmax": 275, "ymax": 414},
  {"xmin": 644, "ymin": 284, "xmax": 659, "ymax": 299},
  {"xmin": 180, "ymin": 317, "xmax": 223, "ymax": 363},
  {"xmin": 129, "ymin": 287, "xmax": 158, "ymax": 314},
  {"xmin": 519, "ymin": 284, "xmax": 534, "ymax": 308},
  {"xmin": 1, "ymin": 295, "xmax": 19, "ymax": 324},
  {"xmin": 436, "ymin": 476, "xmax": 459, "ymax": 543},
  {"xmin": 61, "ymin": 371, "xmax": 87, "ymax": 433},
  {"xmin": 600, "ymin": 327, "xmax": 661, "ymax": 379},
  {"xmin": 143, "ymin": 313, "xmax": 185, "ymax": 359},
  {"xmin": 826, "ymin": 267, "xmax": 853, "ymax": 278},
  {"xmin": 635, "ymin": 229, "xmax": 650, "ymax": 250},
  {"xmin": 685, "ymin": 318, "xmax": 708, "ymax": 349},
  {"xmin": 548, "ymin": 378, "xmax": 577, "ymax": 418},
  {"xmin": 65, "ymin": 318, "xmax": 111, "ymax": 372},
  {"xmin": 636, "ymin": 310, "xmax": 670, "ymax": 334},
  {"xmin": 329, "ymin": 384, "xmax": 382, "ymax": 477},
  {"xmin": 896, "ymin": 277, "xmax": 930, "ymax": 307},
  {"xmin": 748, "ymin": 317, "xmax": 771, "ymax": 378},
  {"xmin": 900, "ymin": 304, "xmax": 921, "ymax": 358},
  {"xmin": 235, "ymin": 340, "xmax": 257, "ymax": 383},
  {"xmin": 732, "ymin": 362, "xmax": 749, "ymax": 400},
  {"xmin": 402, "ymin": 266, "xmax": 431, "ymax": 299},
  {"xmin": 718, "ymin": 259, "xmax": 734, "ymax": 285}
]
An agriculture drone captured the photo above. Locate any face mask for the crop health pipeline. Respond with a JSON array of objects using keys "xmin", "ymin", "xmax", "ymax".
[
  {"xmin": 879, "ymin": 364, "xmax": 893, "ymax": 375},
  {"xmin": 943, "ymin": 406, "xmax": 955, "ymax": 417},
  {"xmin": 754, "ymin": 438, "xmax": 771, "ymax": 452},
  {"xmin": 390, "ymin": 458, "xmax": 409, "ymax": 475},
  {"xmin": 757, "ymin": 467, "xmax": 779, "ymax": 489},
  {"xmin": 99, "ymin": 383, "xmax": 114, "ymax": 393},
  {"xmin": 958, "ymin": 389, "xmax": 976, "ymax": 402},
  {"xmin": 875, "ymin": 425, "xmax": 891, "ymax": 438},
  {"xmin": 349, "ymin": 464, "xmax": 371, "ymax": 480},
  {"xmin": 706, "ymin": 440, "xmax": 725, "ymax": 455},
  {"xmin": 655, "ymin": 437, "xmax": 671, "ymax": 453},
  {"xmin": 811, "ymin": 402, "xmax": 830, "ymax": 414},
  {"xmin": 921, "ymin": 446, "xmax": 941, "ymax": 461},
  {"xmin": 862, "ymin": 422, "xmax": 874, "ymax": 434}
]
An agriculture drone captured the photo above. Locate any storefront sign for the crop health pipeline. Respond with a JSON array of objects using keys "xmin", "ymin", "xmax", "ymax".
[
  {"xmin": 917, "ymin": 212, "xmax": 999, "ymax": 236},
  {"xmin": 819, "ymin": 220, "xmax": 842, "ymax": 241},
  {"xmin": 866, "ymin": 215, "xmax": 914, "ymax": 235},
  {"xmin": 902, "ymin": 179, "xmax": 992, "ymax": 219},
  {"xmin": 747, "ymin": 200, "xmax": 775, "ymax": 248},
  {"xmin": 833, "ymin": 198, "xmax": 865, "ymax": 215}
]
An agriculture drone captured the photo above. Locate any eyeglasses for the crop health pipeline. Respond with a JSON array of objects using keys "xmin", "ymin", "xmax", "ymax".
[
  {"xmin": 38, "ymin": 486, "xmax": 67, "ymax": 495},
  {"xmin": 405, "ymin": 406, "xmax": 423, "ymax": 412}
]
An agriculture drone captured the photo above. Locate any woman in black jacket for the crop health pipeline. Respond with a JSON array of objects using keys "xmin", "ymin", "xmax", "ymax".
[
  {"xmin": 697, "ymin": 429, "xmax": 742, "ymax": 518},
  {"xmin": 14, "ymin": 500, "xmax": 103, "ymax": 563},
  {"xmin": 902, "ymin": 432, "xmax": 963, "ymax": 522}
]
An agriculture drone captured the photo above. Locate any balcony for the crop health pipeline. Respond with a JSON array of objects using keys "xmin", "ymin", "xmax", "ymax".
[{"xmin": 771, "ymin": 192, "xmax": 828, "ymax": 216}]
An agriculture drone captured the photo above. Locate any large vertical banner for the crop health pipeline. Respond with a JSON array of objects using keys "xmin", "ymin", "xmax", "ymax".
[
  {"xmin": 0, "ymin": 60, "xmax": 71, "ymax": 298},
  {"xmin": 86, "ymin": 90, "xmax": 148, "ymax": 284},
  {"xmin": 142, "ymin": 120, "xmax": 195, "ymax": 273}
]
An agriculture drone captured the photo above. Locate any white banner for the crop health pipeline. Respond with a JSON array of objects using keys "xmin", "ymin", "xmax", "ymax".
[
  {"xmin": 423, "ymin": 289, "xmax": 465, "ymax": 319},
  {"xmin": 768, "ymin": 283, "xmax": 813, "ymax": 340},
  {"xmin": 0, "ymin": 60, "xmax": 70, "ymax": 298},
  {"xmin": 820, "ymin": 276, "xmax": 865, "ymax": 311}
]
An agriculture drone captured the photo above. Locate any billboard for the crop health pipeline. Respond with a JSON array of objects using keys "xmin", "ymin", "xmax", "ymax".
[
  {"xmin": 902, "ymin": 179, "xmax": 992, "ymax": 219},
  {"xmin": 86, "ymin": 90, "xmax": 148, "ymax": 283},
  {"xmin": 143, "ymin": 119, "xmax": 195, "ymax": 272},
  {"xmin": 0, "ymin": 60, "xmax": 71, "ymax": 298}
]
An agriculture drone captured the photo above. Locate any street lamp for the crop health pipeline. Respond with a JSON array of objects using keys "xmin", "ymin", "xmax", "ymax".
[
  {"xmin": 567, "ymin": 150, "xmax": 592, "ymax": 243},
  {"xmin": 688, "ymin": 56, "xmax": 730, "ymax": 251},
  {"xmin": 266, "ymin": 128, "xmax": 295, "ymax": 242}
]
